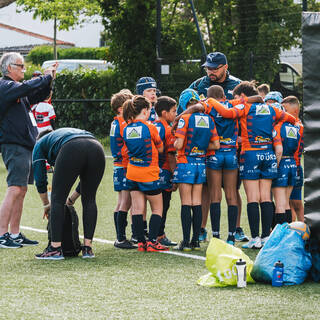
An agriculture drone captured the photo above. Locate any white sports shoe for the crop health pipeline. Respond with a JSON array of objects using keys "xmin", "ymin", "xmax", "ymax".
[
  {"xmin": 242, "ymin": 236, "xmax": 262, "ymax": 249},
  {"xmin": 261, "ymin": 236, "xmax": 269, "ymax": 246}
]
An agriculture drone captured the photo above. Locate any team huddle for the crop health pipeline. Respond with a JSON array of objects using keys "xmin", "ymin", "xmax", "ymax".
[
  {"xmin": 0, "ymin": 51, "xmax": 304, "ymax": 259},
  {"xmin": 109, "ymin": 54, "xmax": 304, "ymax": 253}
]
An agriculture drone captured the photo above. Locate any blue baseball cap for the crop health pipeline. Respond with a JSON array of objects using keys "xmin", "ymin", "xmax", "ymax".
[
  {"xmin": 136, "ymin": 77, "xmax": 157, "ymax": 95},
  {"xmin": 177, "ymin": 89, "xmax": 200, "ymax": 115},
  {"xmin": 202, "ymin": 52, "xmax": 227, "ymax": 68},
  {"xmin": 264, "ymin": 91, "xmax": 283, "ymax": 104}
]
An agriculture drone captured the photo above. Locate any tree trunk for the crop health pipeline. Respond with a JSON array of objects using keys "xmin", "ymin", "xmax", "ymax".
[
  {"xmin": 0, "ymin": 0, "xmax": 16, "ymax": 9},
  {"xmin": 53, "ymin": 17, "xmax": 57, "ymax": 60}
]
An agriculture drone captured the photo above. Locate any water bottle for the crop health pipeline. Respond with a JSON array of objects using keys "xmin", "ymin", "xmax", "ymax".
[
  {"xmin": 272, "ymin": 261, "xmax": 284, "ymax": 287},
  {"xmin": 235, "ymin": 259, "xmax": 247, "ymax": 288}
]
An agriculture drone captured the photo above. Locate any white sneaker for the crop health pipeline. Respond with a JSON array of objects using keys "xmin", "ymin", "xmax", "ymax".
[
  {"xmin": 261, "ymin": 236, "xmax": 269, "ymax": 246},
  {"xmin": 242, "ymin": 236, "xmax": 262, "ymax": 249}
]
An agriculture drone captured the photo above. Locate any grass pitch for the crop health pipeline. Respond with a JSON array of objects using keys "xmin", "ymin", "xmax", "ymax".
[{"xmin": 0, "ymin": 155, "xmax": 319, "ymax": 320}]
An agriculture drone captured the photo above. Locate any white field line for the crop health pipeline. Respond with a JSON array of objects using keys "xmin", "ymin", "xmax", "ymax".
[{"xmin": 20, "ymin": 225, "xmax": 206, "ymax": 261}]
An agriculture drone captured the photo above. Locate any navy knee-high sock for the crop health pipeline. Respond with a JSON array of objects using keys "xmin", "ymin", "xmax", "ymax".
[
  {"xmin": 148, "ymin": 214, "xmax": 162, "ymax": 243},
  {"xmin": 181, "ymin": 205, "xmax": 192, "ymax": 243},
  {"xmin": 227, "ymin": 205, "xmax": 238, "ymax": 241},
  {"xmin": 275, "ymin": 213, "xmax": 286, "ymax": 225},
  {"xmin": 117, "ymin": 211, "xmax": 128, "ymax": 241},
  {"xmin": 158, "ymin": 190, "xmax": 172, "ymax": 237},
  {"xmin": 132, "ymin": 215, "xmax": 145, "ymax": 242},
  {"xmin": 114, "ymin": 211, "xmax": 118, "ymax": 238},
  {"xmin": 260, "ymin": 202, "xmax": 273, "ymax": 238},
  {"xmin": 247, "ymin": 202, "xmax": 260, "ymax": 238},
  {"xmin": 210, "ymin": 202, "xmax": 221, "ymax": 238},
  {"xmin": 285, "ymin": 209, "xmax": 292, "ymax": 223},
  {"xmin": 191, "ymin": 205, "xmax": 202, "ymax": 242}
]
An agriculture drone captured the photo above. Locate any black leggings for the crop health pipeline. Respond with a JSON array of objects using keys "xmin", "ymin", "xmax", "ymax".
[{"xmin": 50, "ymin": 138, "xmax": 105, "ymax": 242}]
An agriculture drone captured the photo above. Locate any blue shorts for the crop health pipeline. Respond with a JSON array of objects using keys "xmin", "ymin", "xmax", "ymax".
[
  {"xmin": 1, "ymin": 144, "xmax": 34, "ymax": 187},
  {"xmin": 290, "ymin": 165, "xmax": 303, "ymax": 200},
  {"xmin": 159, "ymin": 168, "xmax": 173, "ymax": 190},
  {"xmin": 272, "ymin": 158, "xmax": 297, "ymax": 188},
  {"xmin": 239, "ymin": 149, "xmax": 277, "ymax": 180},
  {"xmin": 206, "ymin": 148, "xmax": 238, "ymax": 170},
  {"xmin": 113, "ymin": 167, "xmax": 129, "ymax": 192},
  {"xmin": 127, "ymin": 178, "xmax": 161, "ymax": 195},
  {"xmin": 173, "ymin": 159, "xmax": 206, "ymax": 184}
]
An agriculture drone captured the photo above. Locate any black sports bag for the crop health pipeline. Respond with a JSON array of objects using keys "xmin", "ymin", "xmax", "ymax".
[{"xmin": 47, "ymin": 205, "xmax": 82, "ymax": 257}]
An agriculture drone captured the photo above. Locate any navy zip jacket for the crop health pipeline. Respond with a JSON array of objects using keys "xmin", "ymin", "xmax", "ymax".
[
  {"xmin": 189, "ymin": 72, "xmax": 241, "ymax": 99},
  {"xmin": 0, "ymin": 74, "xmax": 53, "ymax": 149}
]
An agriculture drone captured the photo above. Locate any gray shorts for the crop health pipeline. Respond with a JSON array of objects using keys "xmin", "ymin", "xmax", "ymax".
[{"xmin": 1, "ymin": 144, "xmax": 34, "ymax": 187}]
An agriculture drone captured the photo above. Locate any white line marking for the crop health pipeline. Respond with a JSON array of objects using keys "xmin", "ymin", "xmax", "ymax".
[{"xmin": 20, "ymin": 225, "xmax": 206, "ymax": 261}]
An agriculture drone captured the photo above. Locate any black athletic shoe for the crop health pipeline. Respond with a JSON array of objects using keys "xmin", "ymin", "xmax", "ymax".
[
  {"xmin": 35, "ymin": 245, "xmax": 64, "ymax": 260},
  {"xmin": 0, "ymin": 232, "xmax": 22, "ymax": 249},
  {"xmin": 11, "ymin": 233, "xmax": 38, "ymax": 246},
  {"xmin": 130, "ymin": 236, "xmax": 138, "ymax": 244},
  {"xmin": 174, "ymin": 240, "xmax": 192, "ymax": 252},
  {"xmin": 190, "ymin": 240, "xmax": 201, "ymax": 251},
  {"xmin": 114, "ymin": 239, "xmax": 137, "ymax": 249},
  {"xmin": 158, "ymin": 235, "xmax": 177, "ymax": 246},
  {"xmin": 82, "ymin": 246, "xmax": 95, "ymax": 259}
]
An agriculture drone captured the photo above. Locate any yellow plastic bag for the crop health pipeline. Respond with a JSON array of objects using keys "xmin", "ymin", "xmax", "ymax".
[{"xmin": 198, "ymin": 238, "xmax": 255, "ymax": 287}]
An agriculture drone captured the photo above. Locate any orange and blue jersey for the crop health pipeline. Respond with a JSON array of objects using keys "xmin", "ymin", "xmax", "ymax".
[
  {"xmin": 123, "ymin": 119, "xmax": 163, "ymax": 182},
  {"xmin": 274, "ymin": 121, "xmax": 301, "ymax": 157},
  {"xmin": 154, "ymin": 119, "xmax": 175, "ymax": 171},
  {"xmin": 175, "ymin": 112, "xmax": 219, "ymax": 164},
  {"xmin": 272, "ymin": 121, "xmax": 300, "ymax": 188},
  {"xmin": 110, "ymin": 116, "xmax": 129, "ymax": 168},
  {"xmin": 203, "ymin": 98, "xmax": 296, "ymax": 152},
  {"xmin": 203, "ymin": 99, "xmax": 239, "ymax": 149},
  {"xmin": 293, "ymin": 119, "xmax": 304, "ymax": 166}
]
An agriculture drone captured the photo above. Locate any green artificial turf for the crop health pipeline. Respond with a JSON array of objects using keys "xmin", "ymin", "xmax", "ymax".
[{"xmin": 0, "ymin": 155, "xmax": 319, "ymax": 320}]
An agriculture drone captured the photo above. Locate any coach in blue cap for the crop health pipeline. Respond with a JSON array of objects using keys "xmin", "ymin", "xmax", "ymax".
[{"xmin": 189, "ymin": 52, "xmax": 241, "ymax": 99}]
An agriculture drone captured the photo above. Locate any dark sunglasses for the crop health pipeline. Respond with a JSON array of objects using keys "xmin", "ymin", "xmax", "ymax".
[
  {"xmin": 11, "ymin": 63, "xmax": 25, "ymax": 69},
  {"xmin": 205, "ymin": 65, "xmax": 224, "ymax": 71}
]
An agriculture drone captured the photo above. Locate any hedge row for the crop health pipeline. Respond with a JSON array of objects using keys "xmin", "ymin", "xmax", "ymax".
[
  {"xmin": 51, "ymin": 69, "xmax": 124, "ymax": 138},
  {"xmin": 26, "ymin": 46, "xmax": 110, "ymax": 66}
]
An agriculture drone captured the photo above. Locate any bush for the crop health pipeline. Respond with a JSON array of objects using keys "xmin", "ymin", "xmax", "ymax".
[
  {"xmin": 51, "ymin": 69, "xmax": 125, "ymax": 138},
  {"xmin": 26, "ymin": 46, "xmax": 110, "ymax": 66}
]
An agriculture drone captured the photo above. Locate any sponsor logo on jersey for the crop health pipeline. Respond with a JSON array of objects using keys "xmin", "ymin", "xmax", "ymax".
[
  {"xmin": 110, "ymin": 122, "xmax": 116, "ymax": 137},
  {"xmin": 285, "ymin": 126, "xmax": 298, "ymax": 139},
  {"xmin": 255, "ymin": 136, "xmax": 271, "ymax": 143},
  {"xmin": 256, "ymin": 104, "xmax": 271, "ymax": 115},
  {"xmin": 131, "ymin": 157, "xmax": 143, "ymax": 163},
  {"xmin": 220, "ymin": 137, "xmax": 235, "ymax": 144},
  {"xmin": 177, "ymin": 118, "xmax": 185, "ymax": 129},
  {"xmin": 195, "ymin": 115, "xmax": 209, "ymax": 128},
  {"xmin": 190, "ymin": 146, "xmax": 205, "ymax": 156},
  {"xmin": 126, "ymin": 126, "xmax": 142, "ymax": 139}
]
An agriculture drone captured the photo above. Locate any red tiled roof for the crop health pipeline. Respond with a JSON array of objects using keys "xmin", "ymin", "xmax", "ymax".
[{"xmin": 0, "ymin": 22, "xmax": 75, "ymax": 46}]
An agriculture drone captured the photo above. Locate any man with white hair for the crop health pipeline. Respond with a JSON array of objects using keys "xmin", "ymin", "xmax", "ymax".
[{"xmin": 0, "ymin": 52, "xmax": 57, "ymax": 248}]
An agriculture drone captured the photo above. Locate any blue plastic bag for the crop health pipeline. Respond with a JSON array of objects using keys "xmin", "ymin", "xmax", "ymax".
[{"xmin": 251, "ymin": 223, "xmax": 312, "ymax": 285}]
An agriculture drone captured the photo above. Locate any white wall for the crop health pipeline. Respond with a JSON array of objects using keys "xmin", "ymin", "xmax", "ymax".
[{"xmin": 0, "ymin": 3, "xmax": 104, "ymax": 48}]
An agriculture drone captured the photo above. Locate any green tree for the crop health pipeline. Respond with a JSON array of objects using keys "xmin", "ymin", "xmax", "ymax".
[
  {"xmin": 99, "ymin": 0, "xmax": 157, "ymax": 89},
  {"xmin": 16, "ymin": 0, "xmax": 101, "ymax": 59}
]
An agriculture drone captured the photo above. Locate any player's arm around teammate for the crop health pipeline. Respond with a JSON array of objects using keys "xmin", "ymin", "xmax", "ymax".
[{"xmin": 173, "ymin": 91, "xmax": 219, "ymax": 251}]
